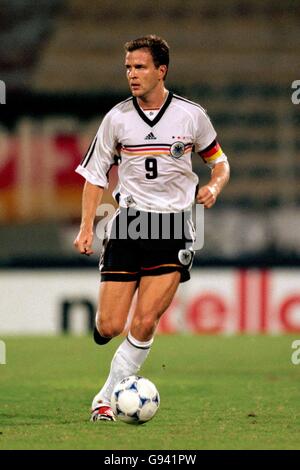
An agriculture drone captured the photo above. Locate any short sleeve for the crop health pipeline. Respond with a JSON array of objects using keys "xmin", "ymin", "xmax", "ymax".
[
  {"xmin": 193, "ymin": 109, "xmax": 217, "ymax": 153},
  {"xmin": 75, "ymin": 111, "xmax": 117, "ymax": 188}
]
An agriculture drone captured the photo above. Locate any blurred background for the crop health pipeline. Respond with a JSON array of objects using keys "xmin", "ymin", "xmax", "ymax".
[{"xmin": 1, "ymin": 0, "xmax": 300, "ymax": 335}]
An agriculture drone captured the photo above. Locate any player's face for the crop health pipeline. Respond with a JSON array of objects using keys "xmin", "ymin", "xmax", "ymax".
[{"xmin": 125, "ymin": 49, "xmax": 166, "ymax": 99}]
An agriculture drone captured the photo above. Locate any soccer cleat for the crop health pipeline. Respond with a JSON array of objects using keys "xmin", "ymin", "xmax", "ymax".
[{"xmin": 90, "ymin": 405, "xmax": 116, "ymax": 422}]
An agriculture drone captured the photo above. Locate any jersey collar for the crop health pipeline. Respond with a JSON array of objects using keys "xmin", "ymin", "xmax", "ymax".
[{"xmin": 132, "ymin": 91, "xmax": 173, "ymax": 128}]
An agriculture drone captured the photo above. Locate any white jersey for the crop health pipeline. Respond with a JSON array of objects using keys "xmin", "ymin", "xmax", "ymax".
[{"xmin": 76, "ymin": 92, "xmax": 227, "ymax": 213}]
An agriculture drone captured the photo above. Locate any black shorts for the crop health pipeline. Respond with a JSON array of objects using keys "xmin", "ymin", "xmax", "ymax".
[{"xmin": 99, "ymin": 208, "xmax": 195, "ymax": 283}]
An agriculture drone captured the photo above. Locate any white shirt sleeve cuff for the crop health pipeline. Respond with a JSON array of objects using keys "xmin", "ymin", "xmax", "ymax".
[{"xmin": 75, "ymin": 165, "xmax": 108, "ymax": 188}]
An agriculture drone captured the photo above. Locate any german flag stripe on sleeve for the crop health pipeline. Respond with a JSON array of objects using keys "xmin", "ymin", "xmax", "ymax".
[{"xmin": 199, "ymin": 140, "xmax": 223, "ymax": 163}]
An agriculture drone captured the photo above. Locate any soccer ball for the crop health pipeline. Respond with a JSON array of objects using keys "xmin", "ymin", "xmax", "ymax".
[{"xmin": 111, "ymin": 375, "xmax": 160, "ymax": 424}]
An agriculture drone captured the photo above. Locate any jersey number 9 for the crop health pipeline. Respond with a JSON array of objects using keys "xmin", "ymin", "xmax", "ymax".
[{"xmin": 145, "ymin": 158, "xmax": 158, "ymax": 179}]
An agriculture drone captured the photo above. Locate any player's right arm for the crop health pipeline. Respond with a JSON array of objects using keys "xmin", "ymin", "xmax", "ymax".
[
  {"xmin": 74, "ymin": 110, "xmax": 117, "ymax": 255},
  {"xmin": 73, "ymin": 181, "xmax": 104, "ymax": 255}
]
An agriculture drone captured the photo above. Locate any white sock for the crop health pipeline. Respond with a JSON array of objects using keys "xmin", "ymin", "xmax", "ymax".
[{"xmin": 92, "ymin": 332, "xmax": 153, "ymax": 410}]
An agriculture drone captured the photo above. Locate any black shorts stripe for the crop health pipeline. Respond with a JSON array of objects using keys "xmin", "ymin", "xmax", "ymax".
[
  {"xmin": 140, "ymin": 263, "xmax": 182, "ymax": 271},
  {"xmin": 101, "ymin": 270, "xmax": 139, "ymax": 275}
]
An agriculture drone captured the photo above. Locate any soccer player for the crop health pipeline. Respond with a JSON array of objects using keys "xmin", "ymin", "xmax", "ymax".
[{"xmin": 74, "ymin": 35, "xmax": 230, "ymax": 421}]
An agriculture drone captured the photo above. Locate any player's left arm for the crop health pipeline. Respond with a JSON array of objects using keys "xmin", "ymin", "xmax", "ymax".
[
  {"xmin": 196, "ymin": 160, "xmax": 230, "ymax": 208},
  {"xmin": 194, "ymin": 109, "xmax": 230, "ymax": 208}
]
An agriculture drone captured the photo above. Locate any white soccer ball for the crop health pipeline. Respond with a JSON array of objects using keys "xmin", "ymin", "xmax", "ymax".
[{"xmin": 111, "ymin": 375, "xmax": 160, "ymax": 424}]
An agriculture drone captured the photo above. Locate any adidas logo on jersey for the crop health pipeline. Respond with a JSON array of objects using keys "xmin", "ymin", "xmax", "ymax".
[{"xmin": 145, "ymin": 132, "xmax": 157, "ymax": 140}]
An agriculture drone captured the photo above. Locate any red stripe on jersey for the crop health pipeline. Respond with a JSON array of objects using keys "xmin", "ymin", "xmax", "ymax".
[{"xmin": 123, "ymin": 147, "xmax": 170, "ymax": 152}]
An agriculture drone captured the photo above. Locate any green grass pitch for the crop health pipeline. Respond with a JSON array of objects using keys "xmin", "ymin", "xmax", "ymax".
[{"xmin": 0, "ymin": 335, "xmax": 300, "ymax": 450}]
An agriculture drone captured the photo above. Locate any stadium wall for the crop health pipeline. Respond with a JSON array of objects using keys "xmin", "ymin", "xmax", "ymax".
[{"xmin": 1, "ymin": 269, "xmax": 300, "ymax": 335}]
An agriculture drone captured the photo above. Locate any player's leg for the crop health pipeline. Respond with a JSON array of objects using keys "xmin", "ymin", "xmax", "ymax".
[
  {"xmin": 95, "ymin": 219, "xmax": 140, "ymax": 343},
  {"xmin": 92, "ymin": 271, "xmax": 180, "ymax": 418},
  {"xmin": 121, "ymin": 272, "xmax": 180, "ymax": 381},
  {"xmin": 94, "ymin": 272, "xmax": 181, "ymax": 420},
  {"xmin": 116, "ymin": 272, "xmax": 181, "ymax": 399},
  {"xmin": 91, "ymin": 222, "xmax": 142, "ymax": 420},
  {"xmin": 130, "ymin": 271, "xmax": 181, "ymax": 341},
  {"xmin": 94, "ymin": 280, "xmax": 137, "ymax": 343},
  {"xmin": 129, "ymin": 214, "xmax": 193, "ymax": 342},
  {"xmin": 91, "ymin": 280, "xmax": 137, "ymax": 415}
]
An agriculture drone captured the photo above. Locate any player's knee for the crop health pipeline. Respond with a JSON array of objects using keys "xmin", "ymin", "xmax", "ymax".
[
  {"xmin": 133, "ymin": 314, "xmax": 157, "ymax": 338},
  {"xmin": 97, "ymin": 320, "xmax": 124, "ymax": 339}
]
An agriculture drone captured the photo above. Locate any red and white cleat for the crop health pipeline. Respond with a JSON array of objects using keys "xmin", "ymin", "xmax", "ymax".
[{"xmin": 90, "ymin": 405, "xmax": 116, "ymax": 422}]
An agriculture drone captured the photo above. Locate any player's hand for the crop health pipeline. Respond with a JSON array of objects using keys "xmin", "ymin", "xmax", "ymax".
[
  {"xmin": 73, "ymin": 227, "xmax": 94, "ymax": 255},
  {"xmin": 196, "ymin": 185, "xmax": 218, "ymax": 208}
]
